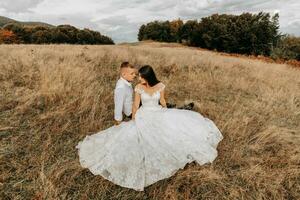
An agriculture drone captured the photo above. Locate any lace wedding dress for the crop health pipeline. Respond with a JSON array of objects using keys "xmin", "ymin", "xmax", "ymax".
[{"xmin": 76, "ymin": 83, "xmax": 223, "ymax": 191}]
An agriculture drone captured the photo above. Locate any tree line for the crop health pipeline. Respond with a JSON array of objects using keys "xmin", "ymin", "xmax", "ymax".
[
  {"xmin": 271, "ymin": 35, "xmax": 300, "ymax": 61},
  {"xmin": 138, "ymin": 12, "xmax": 299, "ymax": 60},
  {"xmin": 0, "ymin": 23, "xmax": 114, "ymax": 44}
]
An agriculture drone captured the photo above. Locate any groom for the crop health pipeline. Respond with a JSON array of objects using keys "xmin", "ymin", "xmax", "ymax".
[
  {"xmin": 114, "ymin": 62, "xmax": 136, "ymax": 125},
  {"xmin": 114, "ymin": 62, "xmax": 194, "ymax": 125}
]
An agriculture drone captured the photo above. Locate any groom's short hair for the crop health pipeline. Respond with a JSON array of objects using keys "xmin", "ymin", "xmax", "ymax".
[{"xmin": 120, "ymin": 61, "xmax": 135, "ymax": 69}]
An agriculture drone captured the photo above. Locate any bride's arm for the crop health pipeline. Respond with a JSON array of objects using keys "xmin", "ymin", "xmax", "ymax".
[
  {"xmin": 132, "ymin": 90, "xmax": 141, "ymax": 120},
  {"xmin": 159, "ymin": 89, "xmax": 167, "ymax": 108}
]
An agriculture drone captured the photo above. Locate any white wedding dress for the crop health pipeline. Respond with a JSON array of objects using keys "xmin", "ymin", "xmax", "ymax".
[{"xmin": 76, "ymin": 83, "xmax": 223, "ymax": 191}]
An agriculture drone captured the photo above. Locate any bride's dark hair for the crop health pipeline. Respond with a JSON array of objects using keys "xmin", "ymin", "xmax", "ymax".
[{"xmin": 138, "ymin": 65, "xmax": 160, "ymax": 87}]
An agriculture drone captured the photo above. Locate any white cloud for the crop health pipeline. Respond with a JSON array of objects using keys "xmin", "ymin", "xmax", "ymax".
[
  {"xmin": 0, "ymin": 0, "xmax": 44, "ymax": 13},
  {"xmin": 0, "ymin": 0, "xmax": 299, "ymax": 43}
]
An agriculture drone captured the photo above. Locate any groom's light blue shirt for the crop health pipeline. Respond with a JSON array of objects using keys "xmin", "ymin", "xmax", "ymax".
[{"xmin": 114, "ymin": 77, "xmax": 133, "ymax": 121}]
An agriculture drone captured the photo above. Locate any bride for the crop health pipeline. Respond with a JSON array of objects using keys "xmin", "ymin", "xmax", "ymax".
[{"xmin": 76, "ymin": 65, "xmax": 223, "ymax": 191}]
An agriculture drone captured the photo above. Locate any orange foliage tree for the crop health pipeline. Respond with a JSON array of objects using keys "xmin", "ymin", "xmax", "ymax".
[
  {"xmin": 0, "ymin": 29, "xmax": 20, "ymax": 44},
  {"xmin": 170, "ymin": 19, "xmax": 183, "ymax": 42}
]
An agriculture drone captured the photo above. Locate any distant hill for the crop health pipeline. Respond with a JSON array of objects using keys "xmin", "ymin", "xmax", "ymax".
[{"xmin": 0, "ymin": 16, "xmax": 55, "ymax": 28}]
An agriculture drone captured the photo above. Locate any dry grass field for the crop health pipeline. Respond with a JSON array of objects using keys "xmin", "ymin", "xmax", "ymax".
[{"xmin": 0, "ymin": 42, "xmax": 299, "ymax": 199}]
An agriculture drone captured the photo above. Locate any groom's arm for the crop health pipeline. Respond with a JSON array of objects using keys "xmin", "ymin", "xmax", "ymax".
[{"xmin": 114, "ymin": 87, "xmax": 125, "ymax": 125}]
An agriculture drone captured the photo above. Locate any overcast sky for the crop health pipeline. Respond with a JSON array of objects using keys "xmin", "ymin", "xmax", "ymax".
[{"xmin": 0, "ymin": 0, "xmax": 299, "ymax": 43}]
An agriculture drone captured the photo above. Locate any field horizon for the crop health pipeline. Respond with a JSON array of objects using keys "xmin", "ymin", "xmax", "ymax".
[{"xmin": 1, "ymin": 42, "xmax": 299, "ymax": 199}]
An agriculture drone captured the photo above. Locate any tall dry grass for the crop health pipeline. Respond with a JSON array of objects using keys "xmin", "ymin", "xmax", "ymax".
[{"xmin": 0, "ymin": 42, "xmax": 299, "ymax": 200}]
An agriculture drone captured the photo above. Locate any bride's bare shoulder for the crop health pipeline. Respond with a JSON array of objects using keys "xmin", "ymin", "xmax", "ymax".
[{"xmin": 134, "ymin": 84, "xmax": 144, "ymax": 94}]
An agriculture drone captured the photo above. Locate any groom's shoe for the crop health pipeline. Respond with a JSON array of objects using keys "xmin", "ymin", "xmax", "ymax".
[
  {"xmin": 178, "ymin": 102, "xmax": 194, "ymax": 110},
  {"xmin": 123, "ymin": 113, "xmax": 132, "ymax": 121},
  {"xmin": 166, "ymin": 103, "xmax": 176, "ymax": 108}
]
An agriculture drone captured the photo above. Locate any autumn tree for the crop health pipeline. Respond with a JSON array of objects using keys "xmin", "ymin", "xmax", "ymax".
[
  {"xmin": 170, "ymin": 19, "xmax": 183, "ymax": 42},
  {"xmin": 137, "ymin": 21, "xmax": 172, "ymax": 42},
  {"xmin": 271, "ymin": 35, "xmax": 300, "ymax": 60},
  {"xmin": 0, "ymin": 29, "xmax": 19, "ymax": 44},
  {"xmin": 1, "ymin": 23, "xmax": 114, "ymax": 44}
]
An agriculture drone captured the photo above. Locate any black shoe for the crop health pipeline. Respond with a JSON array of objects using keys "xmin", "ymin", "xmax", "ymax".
[
  {"xmin": 124, "ymin": 114, "xmax": 132, "ymax": 120},
  {"xmin": 178, "ymin": 102, "xmax": 194, "ymax": 110},
  {"xmin": 166, "ymin": 103, "xmax": 176, "ymax": 108}
]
